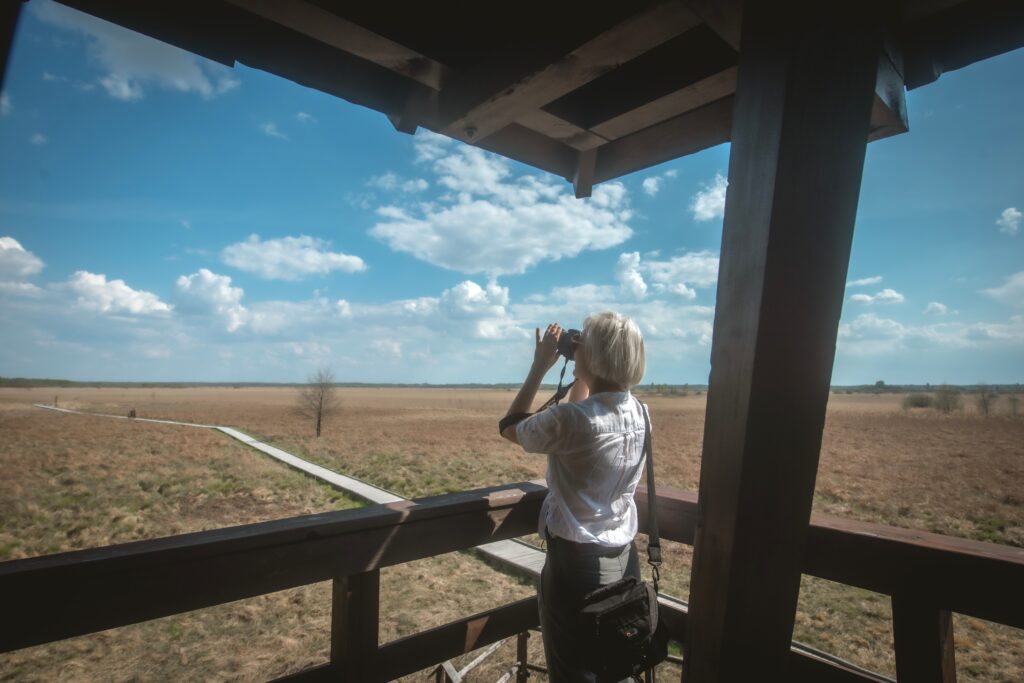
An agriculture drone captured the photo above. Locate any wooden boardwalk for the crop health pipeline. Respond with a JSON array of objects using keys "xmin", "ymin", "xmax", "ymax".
[{"xmin": 32, "ymin": 403, "xmax": 547, "ymax": 578}]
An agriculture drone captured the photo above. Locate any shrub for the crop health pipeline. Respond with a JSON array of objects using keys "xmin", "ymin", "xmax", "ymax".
[
  {"xmin": 1009, "ymin": 394, "xmax": 1020, "ymax": 416},
  {"xmin": 902, "ymin": 393, "xmax": 933, "ymax": 410},
  {"xmin": 933, "ymin": 387, "xmax": 962, "ymax": 413},
  {"xmin": 975, "ymin": 389, "xmax": 997, "ymax": 417}
]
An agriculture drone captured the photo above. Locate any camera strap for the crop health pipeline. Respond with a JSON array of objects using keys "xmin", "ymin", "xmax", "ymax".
[{"xmin": 536, "ymin": 357, "xmax": 575, "ymax": 412}]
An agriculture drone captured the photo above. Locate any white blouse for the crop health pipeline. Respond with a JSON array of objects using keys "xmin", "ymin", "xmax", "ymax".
[{"xmin": 516, "ymin": 390, "xmax": 648, "ymax": 547}]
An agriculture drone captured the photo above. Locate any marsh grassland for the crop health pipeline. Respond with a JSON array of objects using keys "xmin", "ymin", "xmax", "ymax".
[{"xmin": 1, "ymin": 387, "xmax": 1021, "ymax": 681}]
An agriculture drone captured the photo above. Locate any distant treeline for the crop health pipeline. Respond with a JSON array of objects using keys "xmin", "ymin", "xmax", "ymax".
[{"xmin": 1, "ymin": 377, "xmax": 1020, "ymax": 393}]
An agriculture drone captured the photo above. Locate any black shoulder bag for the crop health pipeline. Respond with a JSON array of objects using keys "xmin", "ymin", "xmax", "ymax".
[{"xmin": 579, "ymin": 399, "xmax": 668, "ymax": 681}]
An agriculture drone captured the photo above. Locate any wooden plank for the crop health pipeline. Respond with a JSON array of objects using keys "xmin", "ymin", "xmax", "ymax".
[
  {"xmin": 892, "ymin": 594, "xmax": 957, "ymax": 683},
  {"xmin": 0, "ymin": 481, "xmax": 546, "ymax": 653},
  {"xmin": 224, "ymin": 0, "xmax": 453, "ymax": 90},
  {"xmin": 543, "ymin": 24, "xmax": 737, "ymax": 133},
  {"xmin": 591, "ymin": 66, "xmax": 737, "ymax": 140},
  {"xmin": 515, "ymin": 109, "xmax": 607, "ymax": 151},
  {"xmin": 592, "ymin": 95, "xmax": 733, "ymax": 184},
  {"xmin": 439, "ymin": 1, "xmax": 701, "ymax": 142},
  {"xmin": 683, "ymin": 4, "xmax": 882, "ymax": 681},
  {"xmin": 469, "ymin": 123, "xmax": 578, "ymax": 181},
  {"xmin": 331, "ymin": 570, "xmax": 380, "ymax": 679},
  {"xmin": 376, "ymin": 596, "xmax": 539, "ymax": 682}
]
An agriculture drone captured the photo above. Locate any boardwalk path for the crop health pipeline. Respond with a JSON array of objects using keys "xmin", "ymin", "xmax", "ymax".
[{"xmin": 33, "ymin": 403, "xmax": 546, "ymax": 576}]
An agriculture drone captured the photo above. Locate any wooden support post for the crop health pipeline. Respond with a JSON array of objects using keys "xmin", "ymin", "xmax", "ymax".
[
  {"xmin": 573, "ymin": 148, "xmax": 597, "ymax": 199},
  {"xmin": 684, "ymin": 4, "xmax": 882, "ymax": 682},
  {"xmin": 892, "ymin": 594, "xmax": 957, "ymax": 683},
  {"xmin": 515, "ymin": 630, "xmax": 530, "ymax": 682},
  {"xmin": 331, "ymin": 569, "xmax": 380, "ymax": 681}
]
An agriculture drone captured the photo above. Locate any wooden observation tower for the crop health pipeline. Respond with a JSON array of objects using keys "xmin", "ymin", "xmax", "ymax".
[{"xmin": 1, "ymin": 1, "xmax": 1022, "ymax": 680}]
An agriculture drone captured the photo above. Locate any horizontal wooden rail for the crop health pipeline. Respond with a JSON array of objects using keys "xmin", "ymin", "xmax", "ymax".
[
  {"xmin": 637, "ymin": 486, "xmax": 1024, "ymax": 630},
  {"xmin": 0, "ymin": 481, "xmax": 546, "ymax": 653},
  {"xmin": 274, "ymin": 596, "xmax": 540, "ymax": 682},
  {"xmin": 3, "ymin": 481, "xmax": 1020, "ymax": 681}
]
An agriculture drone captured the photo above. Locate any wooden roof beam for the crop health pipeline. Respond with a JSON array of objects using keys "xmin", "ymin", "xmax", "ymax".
[
  {"xmin": 439, "ymin": 1, "xmax": 702, "ymax": 144},
  {"xmin": 224, "ymin": 0, "xmax": 453, "ymax": 91}
]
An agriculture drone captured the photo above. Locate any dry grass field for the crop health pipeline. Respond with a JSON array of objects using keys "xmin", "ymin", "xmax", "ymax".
[{"xmin": 1, "ymin": 386, "xmax": 1022, "ymax": 681}]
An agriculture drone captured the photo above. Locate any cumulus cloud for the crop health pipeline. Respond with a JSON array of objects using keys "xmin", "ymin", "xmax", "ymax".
[
  {"xmin": 174, "ymin": 268, "xmax": 247, "ymax": 331},
  {"xmin": 295, "ymin": 111, "xmax": 316, "ymax": 124},
  {"xmin": 221, "ymin": 234, "xmax": 366, "ymax": 280},
  {"xmin": 839, "ymin": 312, "xmax": 1024, "ymax": 355},
  {"xmin": 0, "ymin": 237, "xmax": 45, "ymax": 279},
  {"xmin": 849, "ymin": 288, "xmax": 904, "ymax": 304},
  {"xmin": 847, "ymin": 275, "xmax": 883, "ymax": 287},
  {"xmin": 33, "ymin": 0, "xmax": 239, "ymax": 101},
  {"xmin": 259, "ymin": 122, "xmax": 287, "ymax": 140},
  {"xmin": 370, "ymin": 140, "xmax": 633, "ymax": 276},
  {"xmin": 983, "ymin": 271, "xmax": 1024, "ymax": 308},
  {"xmin": 30, "ymin": 133, "xmax": 48, "ymax": 145},
  {"xmin": 690, "ymin": 173, "xmax": 727, "ymax": 221},
  {"xmin": 923, "ymin": 301, "xmax": 949, "ymax": 315},
  {"xmin": 615, "ymin": 252, "xmax": 648, "ymax": 299},
  {"xmin": 997, "ymin": 207, "xmax": 1021, "ymax": 236},
  {"xmin": 0, "ymin": 91, "xmax": 10, "ymax": 116},
  {"xmin": 368, "ymin": 172, "xmax": 429, "ymax": 193},
  {"xmin": 641, "ymin": 169, "xmax": 678, "ymax": 197},
  {"xmin": 639, "ymin": 251, "xmax": 718, "ymax": 298},
  {"xmin": 67, "ymin": 271, "xmax": 170, "ymax": 314}
]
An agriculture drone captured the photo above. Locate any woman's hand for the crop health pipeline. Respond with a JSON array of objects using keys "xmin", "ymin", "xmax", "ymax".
[{"xmin": 533, "ymin": 323, "xmax": 562, "ymax": 372}]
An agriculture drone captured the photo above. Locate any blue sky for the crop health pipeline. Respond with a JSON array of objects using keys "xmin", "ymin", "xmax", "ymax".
[{"xmin": 0, "ymin": 0, "xmax": 1021, "ymax": 384}]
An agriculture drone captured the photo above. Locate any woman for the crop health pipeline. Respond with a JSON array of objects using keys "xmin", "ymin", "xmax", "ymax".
[{"xmin": 501, "ymin": 311, "xmax": 648, "ymax": 682}]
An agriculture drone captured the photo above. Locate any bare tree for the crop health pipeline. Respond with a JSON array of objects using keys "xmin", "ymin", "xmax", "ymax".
[
  {"xmin": 296, "ymin": 368, "xmax": 339, "ymax": 437},
  {"xmin": 974, "ymin": 384, "xmax": 997, "ymax": 417}
]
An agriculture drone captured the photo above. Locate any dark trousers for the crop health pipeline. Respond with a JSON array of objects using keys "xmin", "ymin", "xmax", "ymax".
[{"xmin": 538, "ymin": 534, "xmax": 641, "ymax": 682}]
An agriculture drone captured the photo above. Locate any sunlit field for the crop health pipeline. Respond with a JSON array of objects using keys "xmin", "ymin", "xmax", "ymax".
[{"xmin": 1, "ymin": 387, "xmax": 1021, "ymax": 681}]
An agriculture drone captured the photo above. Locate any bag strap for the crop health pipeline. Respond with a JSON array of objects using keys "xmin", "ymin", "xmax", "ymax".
[{"xmin": 637, "ymin": 398, "xmax": 660, "ymax": 592}]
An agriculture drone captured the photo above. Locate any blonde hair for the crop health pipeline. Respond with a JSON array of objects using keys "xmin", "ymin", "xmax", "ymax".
[{"xmin": 581, "ymin": 311, "xmax": 645, "ymax": 387}]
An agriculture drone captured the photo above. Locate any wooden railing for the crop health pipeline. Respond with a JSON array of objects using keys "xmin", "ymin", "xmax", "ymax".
[{"xmin": 1, "ymin": 482, "xmax": 1021, "ymax": 681}]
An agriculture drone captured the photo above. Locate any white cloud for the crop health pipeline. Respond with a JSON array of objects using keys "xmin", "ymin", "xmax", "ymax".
[
  {"xmin": 295, "ymin": 111, "xmax": 316, "ymax": 124},
  {"xmin": 370, "ymin": 143, "xmax": 632, "ymax": 276},
  {"xmin": 335, "ymin": 299, "xmax": 352, "ymax": 317},
  {"xmin": 368, "ymin": 172, "xmax": 429, "ymax": 193},
  {"xmin": 222, "ymin": 234, "xmax": 366, "ymax": 280},
  {"xmin": 0, "ymin": 281, "xmax": 44, "ymax": 296},
  {"xmin": 849, "ymin": 288, "xmax": 904, "ymax": 304},
  {"xmin": 0, "ymin": 91, "xmax": 10, "ymax": 116},
  {"xmin": 983, "ymin": 271, "xmax": 1024, "ymax": 308},
  {"xmin": 0, "ymin": 237, "xmax": 45, "ymax": 279},
  {"xmin": 413, "ymin": 129, "xmax": 453, "ymax": 163},
  {"xmin": 641, "ymin": 169, "xmax": 678, "ymax": 197},
  {"xmin": 923, "ymin": 301, "xmax": 948, "ymax": 315},
  {"xmin": 33, "ymin": 0, "xmax": 239, "ymax": 101},
  {"xmin": 370, "ymin": 339, "xmax": 402, "ymax": 358},
  {"xmin": 174, "ymin": 268, "xmax": 247, "ymax": 331},
  {"xmin": 638, "ymin": 251, "xmax": 718, "ymax": 298},
  {"xmin": 642, "ymin": 177, "xmax": 661, "ymax": 197},
  {"xmin": 690, "ymin": 173, "xmax": 728, "ymax": 221},
  {"xmin": 259, "ymin": 122, "xmax": 287, "ymax": 140},
  {"xmin": 42, "ymin": 71, "xmax": 66, "ymax": 82},
  {"xmin": 839, "ymin": 312, "xmax": 1024, "ymax": 355},
  {"xmin": 67, "ymin": 270, "xmax": 170, "ymax": 315},
  {"xmin": 846, "ymin": 275, "xmax": 883, "ymax": 287},
  {"xmin": 615, "ymin": 252, "xmax": 648, "ymax": 299},
  {"xmin": 996, "ymin": 207, "xmax": 1021, "ymax": 235},
  {"xmin": 30, "ymin": 133, "xmax": 48, "ymax": 145}
]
